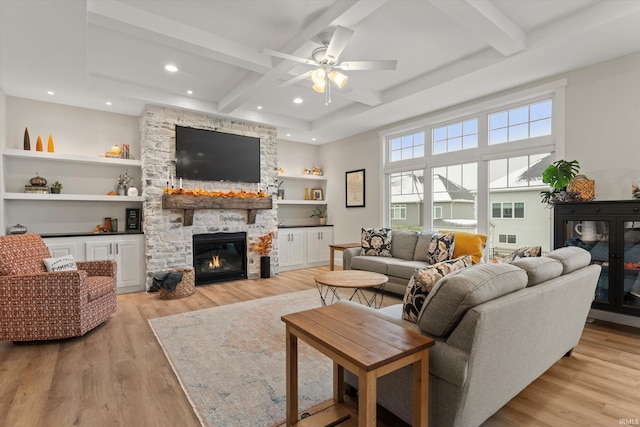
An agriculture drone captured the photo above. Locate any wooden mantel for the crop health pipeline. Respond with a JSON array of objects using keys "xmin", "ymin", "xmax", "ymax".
[{"xmin": 162, "ymin": 194, "xmax": 273, "ymax": 226}]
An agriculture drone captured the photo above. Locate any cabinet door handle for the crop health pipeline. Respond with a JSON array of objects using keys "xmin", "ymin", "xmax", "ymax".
[
  {"xmin": 634, "ymin": 207, "xmax": 639, "ymax": 213},
  {"xmin": 594, "ymin": 208, "xmax": 600, "ymax": 213},
  {"xmin": 116, "ymin": 243, "xmax": 119, "ymax": 255},
  {"xmin": 110, "ymin": 243, "xmax": 113, "ymax": 255}
]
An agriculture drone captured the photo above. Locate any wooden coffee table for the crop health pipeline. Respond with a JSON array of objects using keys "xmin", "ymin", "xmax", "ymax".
[
  {"xmin": 314, "ymin": 270, "xmax": 388, "ymax": 309},
  {"xmin": 282, "ymin": 303, "xmax": 434, "ymax": 426}
]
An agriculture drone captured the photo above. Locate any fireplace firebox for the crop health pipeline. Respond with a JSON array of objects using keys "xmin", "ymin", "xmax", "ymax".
[{"xmin": 193, "ymin": 232, "xmax": 247, "ymax": 285}]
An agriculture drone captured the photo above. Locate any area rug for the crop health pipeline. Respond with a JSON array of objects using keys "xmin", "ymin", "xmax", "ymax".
[{"xmin": 148, "ymin": 289, "xmax": 332, "ymax": 427}]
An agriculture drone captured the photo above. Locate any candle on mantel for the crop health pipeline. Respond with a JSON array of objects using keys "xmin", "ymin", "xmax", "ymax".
[
  {"xmin": 171, "ymin": 175, "xmax": 174, "ymax": 188},
  {"xmin": 180, "ymin": 177, "xmax": 183, "ymax": 189}
]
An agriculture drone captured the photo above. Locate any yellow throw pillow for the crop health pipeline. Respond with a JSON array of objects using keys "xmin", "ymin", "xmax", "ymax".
[{"xmin": 439, "ymin": 230, "xmax": 487, "ymax": 264}]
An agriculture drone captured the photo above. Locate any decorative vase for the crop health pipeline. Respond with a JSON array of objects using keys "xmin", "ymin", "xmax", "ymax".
[
  {"xmin": 304, "ymin": 188, "xmax": 309, "ymax": 200},
  {"xmin": 117, "ymin": 184, "xmax": 126, "ymax": 196},
  {"xmin": 277, "ymin": 189, "xmax": 284, "ymax": 200},
  {"xmin": 127, "ymin": 186, "xmax": 138, "ymax": 196},
  {"xmin": 319, "ymin": 217, "xmax": 326, "ymax": 226},
  {"xmin": 36, "ymin": 135, "xmax": 43, "ymax": 152},
  {"xmin": 47, "ymin": 134, "xmax": 54, "ymax": 152},
  {"xmin": 50, "ymin": 188, "xmax": 60, "ymax": 194},
  {"xmin": 9, "ymin": 224, "xmax": 28, "ymax": 235},
  {"xmin": 23, "ymin": 128, "xmax": 30, "ymax": 150},
  {"xmin": 260, "ymin": 256, "xmax": 271, "ymax": 278}
]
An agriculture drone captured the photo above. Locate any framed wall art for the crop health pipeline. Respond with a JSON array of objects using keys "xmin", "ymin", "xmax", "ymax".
[
  {"xmin": 311, "ymin": 188, "xmax": 324, "ymax": 201},
  {"xmin": 345, "ymin": 169, "xmax": 365, "ymax": 208}
]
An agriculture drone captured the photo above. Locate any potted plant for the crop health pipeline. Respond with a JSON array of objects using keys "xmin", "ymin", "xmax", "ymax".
[
  {"xmin": 252, "ymin": 231, "xmax": 274, "ymax": 278},
  {"xmin": 540, "ymin": 159, "xmax": 581, "ymax": 205},
  {"xmin": 310, "ymin": 204, "xmax": 328, "ymax": 225},
  {"xmin": 51, "ymin": 181, "xmax": 63, "ymax": 194}
]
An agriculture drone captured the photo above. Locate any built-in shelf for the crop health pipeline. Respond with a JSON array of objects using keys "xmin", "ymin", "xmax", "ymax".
[
  {"xmin": 1, "ymin": 148, "xmax": 142, "ymax": 167},
  {"xmin": 3, "ymin": 193, "xmax": 142, "ymax": 202},
  {"xmin": 162, "ymin": 194, "xmax": 273, "ymax": 225},
  {"xmin": 278, "ymin": 173, "xmax": 326, "ymax": 181},
  {"xmin": 277, "ymin": 200, "xmax": 326, "ymax": 205}
]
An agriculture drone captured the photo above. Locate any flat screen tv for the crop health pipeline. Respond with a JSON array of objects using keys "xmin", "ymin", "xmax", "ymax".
[{"xmin": 175, "ymin": 125, "xmax": 261, "ymax": 183}]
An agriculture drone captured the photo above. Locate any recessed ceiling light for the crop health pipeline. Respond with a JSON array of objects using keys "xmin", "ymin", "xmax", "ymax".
[
  {"xmin": 257, "ymin": 106, "xmax": 263, "ymax": 110},
  {"xmin": 106, "ymin": 101, "xmax": 112, "ymax": 106},
  {"xmin": 293, "ymin": 98, "xmax": 303, "ymax": 104},
  {"xmin": 47, "ymin": 91, "xmax": 54, "ymax": 95},
  {"xmin": 187, "ymin": 90, "xmax": 193, "ymax": 95},
  {"xmin": 164, "ymin": 64, "xmax": 178, "ymax": 72},
  {"xmin": 312, "ymin": 138, "xmax": 316, "ymax": 141},
  {"xmin": 286, "ymin": 133, "xmax": 291, "ymax": 137}
]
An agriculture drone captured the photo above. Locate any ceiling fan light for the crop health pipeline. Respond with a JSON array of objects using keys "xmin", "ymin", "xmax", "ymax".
[
  {"xmin": 328, "ymin": 70, "xmax": 348, "ymax": 88},
  {"xmin": 310, "ymin": 68, "xmax": 326, "ymax": 85},
  {"xmin": 312, "ymin": 81, "xmax": 326, "ymax": 93}
]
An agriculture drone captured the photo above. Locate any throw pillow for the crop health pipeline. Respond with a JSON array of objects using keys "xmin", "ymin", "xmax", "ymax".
[
  {"xmin": 402, "ymin": 255, "xmax": 472, "ymax": 323},
  {"xmin": 506, "ymin": 245, "xmax": 542, "ymax": 262},
  {"xmin": 360, "ymin": 227, "xmax": 392, "ymax": 257},
  {"xmin": 424, "ymin": 232, "xmax": 455, "ymax": 264},
  {"xmin": 438, "ymin": 230, "xmax": 487, "ymax": 264},
  {"xmin": 43, "ymin": 254, "xmax": 78, "ymax": 272}
]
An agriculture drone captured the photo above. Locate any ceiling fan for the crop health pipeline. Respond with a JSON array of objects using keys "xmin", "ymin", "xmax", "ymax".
[{"xmin": 263, "ymin": 26, "xmax": 397, "ymax": 104}]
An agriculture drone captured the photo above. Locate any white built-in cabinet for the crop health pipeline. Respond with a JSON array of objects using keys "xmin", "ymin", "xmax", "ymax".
[
  {"xmin": 43, "ymin": 234, "xmax": 145, "ymax": 294},
  {"xmin": 278, "ymin": 226, "xmax": 333, "ymax": 272}
]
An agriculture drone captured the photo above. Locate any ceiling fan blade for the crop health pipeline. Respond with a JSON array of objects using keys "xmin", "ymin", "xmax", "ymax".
[
  {"xmin": 262, "ymin": 49, "xmax": 319, "ymax": 66},
  {"xmin": 337, "ymin": 60, "xmax": 398, "ymax": 71},
  {"xmin": 325, "ymin": 25, "xmax": 354, "ymax": 62},
  {"xmin": 279, "ymin": 70, "xmax": 313, "ymax": 87}
]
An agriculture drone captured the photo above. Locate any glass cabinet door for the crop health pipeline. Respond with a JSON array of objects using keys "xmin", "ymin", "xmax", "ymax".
[
  {"xmin": 622, "ymin": 221, "xmax": 640, "ymax": 309},
  {"xmin": 562, "ymin": 220, "xmax": 610, "ymax": 304}
]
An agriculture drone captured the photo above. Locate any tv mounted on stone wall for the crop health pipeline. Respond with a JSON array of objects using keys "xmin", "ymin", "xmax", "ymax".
[{"xmin": 175, "ymin": 125, "xmax": 260, "ymax": 183}]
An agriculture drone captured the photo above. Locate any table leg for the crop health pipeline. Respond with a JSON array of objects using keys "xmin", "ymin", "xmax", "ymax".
[
  {"xmin": 330, "ymin": 247, "xmax": 336, "ymax": 271},
  {"xmin": 358, "ymin": 370, "xmax": 377, "ymax": 427},
  {"xmin": 413, "ymin": 350, "xmax": 429, "ymax": 427},
  {"xmin": 333, "ymin": 362, "xmax": 344, "ymax": 403},
  {"xmin": 286, "ymin": 326, "xmax": 298, "ymax": 426}
]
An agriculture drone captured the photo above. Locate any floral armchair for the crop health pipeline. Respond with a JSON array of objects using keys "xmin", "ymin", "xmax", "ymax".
[{"xmin": 0, "ymin": 233, "xmax": 117, "ymax": 341}]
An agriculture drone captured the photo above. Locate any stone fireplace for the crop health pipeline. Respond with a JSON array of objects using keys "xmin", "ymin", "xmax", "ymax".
[
  {"xmin": 139, "ymin": 105, "xmax": 278, "ymax": 289},
  {"xmin": 193, "ymin": 232, "xmax": 247, "ymax": 285}
]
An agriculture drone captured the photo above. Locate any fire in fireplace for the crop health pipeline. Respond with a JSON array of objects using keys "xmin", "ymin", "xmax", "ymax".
[{"xmin": 193, "ymin": 232, "xmax": 247, "ymax": 285}]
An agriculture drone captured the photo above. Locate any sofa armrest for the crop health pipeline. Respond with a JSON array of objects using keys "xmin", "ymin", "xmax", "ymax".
[
  {"xmin": 76, "ymin": 260, "xmax": 117, "ymax": 277},
  {"xmin": 343, "ymin": 247, "xmax": 361, "ymax": 270}
]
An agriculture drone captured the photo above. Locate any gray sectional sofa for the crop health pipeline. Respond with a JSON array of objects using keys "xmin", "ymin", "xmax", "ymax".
[{"xmin": 341, "ymin": 246, "xmax": 600, "ymax": 427}]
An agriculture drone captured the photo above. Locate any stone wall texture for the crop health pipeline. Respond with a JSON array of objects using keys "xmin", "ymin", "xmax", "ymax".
[{"xmin": 140, "ymin": 105, "xmax": 278, "ymax": 288}]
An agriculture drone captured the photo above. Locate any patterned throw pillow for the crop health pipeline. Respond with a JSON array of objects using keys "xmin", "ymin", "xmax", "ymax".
[
  {"xmin": 360, "ymin": 228, "xmax": 392, "ymax": 257},
  {"xmin": 425, "ymin": 232, "xmax": 455, "ymax": 264},
  {"xmin": 43, "ymin": 255, "xmax": 78, "ymax": 272},
  {"xmin": 402, "ymin": 255, "xmax": 472, "ymax": 323},
  {"xmin": 507, "ymin": 246, "xmax": 542, "ymax": 262}
]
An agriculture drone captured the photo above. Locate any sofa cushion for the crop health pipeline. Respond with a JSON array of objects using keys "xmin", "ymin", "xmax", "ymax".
[
  {"xmin": 390, "ymin": 230, "xmax": 419, "ymax": 260},
  {"xmin": 43, "ymin": 255, "xmax": 78, "ymax": 272},
  {"xmin": 510, "ymin": 256, "xmax": 564, "ymax": 286},
  {"xmin": 350, "ymin": 256, "xmax": 399, "ymax": 275},
  {"xmin": 413, "ymin": 232, "xmax": 436, "ymax": 261},
  {"xmin": 425, "ymin": 232, "xmax": 455, "ymax": 264},
  {"xmin": 360, "ymin": 227, "xmax": 392, "ymax": 257},
  {"xmin": 418, "ymin": 263, "xmax": 527, "ymax": 337},
  {"xmin": 0, "ymin": 233, "xmax": 51, "ymax": 276},
  {"xmin": 86, "ymin": 276, "xmax": 115, "ymax": 302},
  {"xmin": 506, "ymin": 245, "xmax": 542, "ymax": 262},
  {"xmin": 402, "ymin": 255, "xmax": 472, "ymax": 323},
  {"xmin": 546, "ymin": 246, "xmax": 591, "ymax": 274},
  {"xmin": 439, "ymin": 230, "xmax": 487, "ymax": 264},
  {"xmin": 387, "ymin": 260, "xmax": 432, "ymax": 279}
]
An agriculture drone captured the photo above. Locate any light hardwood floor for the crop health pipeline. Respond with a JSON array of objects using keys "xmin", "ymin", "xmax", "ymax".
[{"xmin": 1, "ymin": 266, "xmax": 639, "ymax": 426}]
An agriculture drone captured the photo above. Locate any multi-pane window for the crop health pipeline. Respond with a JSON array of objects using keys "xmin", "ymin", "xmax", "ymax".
[
  {"xmin": 389, "ymin": 132, "xmax": 425, "ymax": 162},
  {"xmin": 434, "ymin": 206, "xmax": 442, "ymax": 219},
  {"xmin": 433, "ymin": 118, "xmax": 478, "ymax": 154},
  {"xmin": 489, "ymin": 99, "xmax": 552, "ymax": 145},
  {"xmin": 492, "ymin": 202, "xmax": 525, "ymax": 218},
  {"xmin": 391, "ymin": 204, "xmax": 407, "ymax": 220},
  {"xmin": 498, "ymin": 234, "xmax": 517, "ymax": 244},
  {"xmin": 489, "ymin": 154, "xmax": 549, "ymax": 189}
]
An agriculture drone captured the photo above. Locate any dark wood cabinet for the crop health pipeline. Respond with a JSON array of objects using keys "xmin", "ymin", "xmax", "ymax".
[{"xmin": 553, "ymin": 200, "xmax": 640, "ymax": 317}]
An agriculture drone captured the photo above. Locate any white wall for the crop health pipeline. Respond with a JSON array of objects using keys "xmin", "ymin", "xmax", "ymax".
[
  {"xmin": 276, "ymin": 139, "xmax": 319, "ymax": 174},
  {"xmin": 4, "ymin": 97, "xmax": 139, "ymax": 156}
]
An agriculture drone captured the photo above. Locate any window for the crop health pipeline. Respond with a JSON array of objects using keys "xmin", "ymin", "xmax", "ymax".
[
  {"xmin": 389, "ymin": 132, "xmax": 425, "ymax": 162},
  {"xmin": 489, "ymin": 99, "xmax": 552, "ymax": 145},
  {"xmin": 491, "ymin": 202, "xmax": 525, "ymax": 219},
  {"xmin": 434, "ymin": 206, "xmax": 442, "ymax": 219},
  {"xmin": 498, "ymin": 234, "xmax": 517, "ymax": 244},
  {"xmin": 433, "ymin": 118, "xmax": 478, "ymax": 154},
  {"xmin": 391, "ymin": 204, "xmax": 407, "ymax": 220}
]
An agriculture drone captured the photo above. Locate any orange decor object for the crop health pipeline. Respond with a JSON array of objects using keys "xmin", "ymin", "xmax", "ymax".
[
  {"xmin": 36, "ymin": 135, "xmax": 43, "ymax": 151},
  {"xmin": 23, "ymin": 128, "xmax": 31, "ymax": 150},
  {"xmin": 252, "ymin": 231, "xmax": 274, "ymax": 256},
  {"xmin": 110, "ymin": 145, "xmax": 122, "ymax": 156},
  {"xmin": 47, "ymin": 134, "xmax": 54, "ymax": 152}
]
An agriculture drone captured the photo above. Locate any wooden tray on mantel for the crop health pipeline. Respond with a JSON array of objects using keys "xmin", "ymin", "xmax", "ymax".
[{"xmin": 162, "ymin": 194, "xmax": 272, "ymax": 226}]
